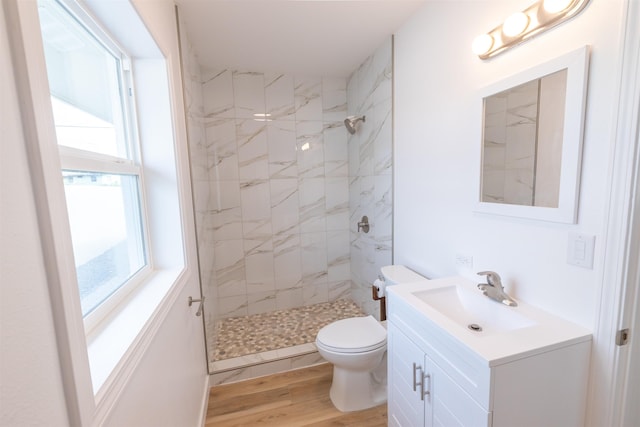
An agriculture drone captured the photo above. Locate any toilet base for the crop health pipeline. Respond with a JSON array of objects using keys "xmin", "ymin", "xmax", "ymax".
[{"xmin": 329, "ymin": 363, "xmax": 387, "ymax": 412}]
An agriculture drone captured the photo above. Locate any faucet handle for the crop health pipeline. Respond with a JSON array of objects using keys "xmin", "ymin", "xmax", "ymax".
[{"xmin": 477, "ymin": 271, "xmax": 502, "ymax": 288}]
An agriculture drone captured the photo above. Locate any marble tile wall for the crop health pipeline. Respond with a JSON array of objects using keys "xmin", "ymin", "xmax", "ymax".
[
  {"xmin": 200, "ymin": 68, "xmax": 352, "ymax": 319},
  {"xmin": 347, "ymin": 37, "xmax": 394, "ymax": 318}
]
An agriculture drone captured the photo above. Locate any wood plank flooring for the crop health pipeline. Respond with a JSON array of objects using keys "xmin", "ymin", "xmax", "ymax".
[{"xmin": 205, "ymin": 363, "xmax": 388, "ymax": 426}]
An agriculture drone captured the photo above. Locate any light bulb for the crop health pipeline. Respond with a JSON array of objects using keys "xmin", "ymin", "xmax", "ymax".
[
  {"xmin": 543, "ymin": 0, "xmax": 573, "ymax": 14},
  {"xmin": 502, "ymin": 12, "xmax": 529, "ymax": 37},
  {"xmin": 472, "ymin": 34, "xmax": 494, "ymax": 56}
]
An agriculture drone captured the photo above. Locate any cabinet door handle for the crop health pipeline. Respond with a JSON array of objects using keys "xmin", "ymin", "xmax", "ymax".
[
  {"xmin": 412, "ymin": 362, "xmax": 422, "ymax": 392},
  {"xmin": 423, "ymin": 373, "xmax": 431, "ymax": 400}
]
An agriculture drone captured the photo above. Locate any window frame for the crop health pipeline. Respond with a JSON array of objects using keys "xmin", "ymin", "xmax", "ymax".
[{"xmin": 42, "ymin": 0, "xmax": 155, "ymax": 332}]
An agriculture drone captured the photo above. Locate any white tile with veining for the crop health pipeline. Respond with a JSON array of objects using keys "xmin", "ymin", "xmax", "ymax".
[
  {"xmin": 214, "ymin": 239, "xmax": 247, "ymax": 297},
  {"xmin": 294, "ymin": 77, "xmax": 323, "ymax": 120},
  {"xmin": 327, "ymin": 230, "xmax": 350, "ymax": 282},
  {"xmin": 245, "ymin": 252, "xmax": 275, "ymax": 292},
  {"xmin": 322, "ymin": 77, "xmax": 347, "ymax": 122},
  {"xmin": 191, "ymin": 179, "xmax": 210, "ymax": 214},
  {"xmin": 325, "ymin": 177, "xmax": 349, "ymax": 231},
  {"xmin": 242, "ymin": 219, "xmax": 273, "ymax": 241},
  {"xmin": 276, "ymin": 287, "xmax": 304, "ymax": 310},
  {"xmin": 356, "ymin": 56, "xmax": 375, "ymax": 114},
  {"xmin": 303, "ymin": 283, "xmax": 328, "ymax": 305},
  {"xmin": 349, "ymin": 175, "xmax": 361, "ymax": 220},
  {"xmin": 277, "ymin": 343, "xmax": 316, "ymax": 359},
  {"xmin": 240, "ymin": 179, "xmax": 271, "ymax": 221},
  {"xmin": 267, "ymin": 121, "xmax": 298, "ymax": 178},
  {"xmin": 301, "ymin": 232, "xmax": 328, "ymax": 285},
  {"xmin": 374, "ymin": 175, "xmax": 393, "ymax": 241},
  {"xmin": 324, "ymin": 122, "xmax": 348, "ymax": 177},
  {"xmin": 247, "ymin": 292, "xmax": 277, "ymax": 314},
  {"xmin": 358, "ymin": 117, "xmax": 375, "ymax": 176},
  {"xmin": 265, "ymin": 73, "xmax": 295, "ymax": 120},
  {"xmin": 270, "ymin": 179, "xmax": 300, "ymax": 236},
  {"xmin": 250, "ymin": 359, "xmax": 293, "ymax": 379},
  {"xmin": 373, "ymin": 101, "xmax": 392, "ymax": 175},
  {"xmin": 358, "ymin": 175, "xmax": 375, "ymax": 218},
  {"xmin": 206, "ymin": 117, "xmax": 238, "ymax": 181},
  {"xmin": 291, "ymin": 352, "xmax": 325, "ymax": 369},
  {"xmin": 210, "ymin": 179, "xmax": 241, "ymax": 212},
  {"xmin": 233, "ymin": 71, "xmax": 265, "ymax": 118},
  {"xmin": 188, "ymin": 127, "xmax": 209, "ymax": 181},
  {"xmin": 273, "ymin": 234, "xmax": 302, "ymax": 289},
  {"xmin": 202, "ymin": 68, "xmax": 234, "ymax": 118},
  {"xmin": 216, "ymin": 295, "xmax": 248, "ymax": 319},
  {"xmin": 299, "ymin": 178, "xmax": 326, "ymax": 233},
  {"xmin": 328, "ymin": 281, "xmax": 351, "ymax": 301},
  {"xmin": 296, "ymin": 121, "xmax": 324, "ymax": 178},
  {"xmin": 375, "ymin": 240, "xmax": 392, "ymax": 272},
  {"xmin": 237, "ymin": 119, "xmax": 269, "ymax": 180},
  {"xmin": 210, "ymin": 205, "xmax": 243, "ymax": 241},
  {"xmin": 209, "ymin": 366, "xmax": 253, "ymax": 386}
]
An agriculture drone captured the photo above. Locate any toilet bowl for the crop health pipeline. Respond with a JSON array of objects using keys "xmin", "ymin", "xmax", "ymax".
[{"xmin": 315, "ymin": 265, "xmax": 426, "ymax": 412}]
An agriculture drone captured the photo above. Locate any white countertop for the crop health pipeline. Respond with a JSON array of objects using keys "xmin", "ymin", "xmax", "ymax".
[{"xmin": 387, "ymin": 276, "xmax": 592, "ymax": 366}]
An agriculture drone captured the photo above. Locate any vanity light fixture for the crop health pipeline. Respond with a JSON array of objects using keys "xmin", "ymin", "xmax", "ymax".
[
  {"xmin": 472, "ymin": 34, "xmax": 494, "ymax": 56},
  {"xmin": 543, "ymin": 0, "xmax": 574, "ymax": 13},
  {"xmin": 473, "ymin": 0, "xmax": 591, "ymax": 59},
  {"xmin": 502, "ymin": 12, "xmax": 529, "ymax": 38}
]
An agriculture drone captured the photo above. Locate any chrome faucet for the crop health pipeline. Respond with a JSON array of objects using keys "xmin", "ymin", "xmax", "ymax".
[{"xmin": 477, "ymin": 271, "xmax": 518, "ymax": 307}]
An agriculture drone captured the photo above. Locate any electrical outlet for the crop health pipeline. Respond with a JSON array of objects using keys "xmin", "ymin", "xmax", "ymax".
[{"xmin": 455, "ymin": 254, "xmax": 474, "ymax": 270}]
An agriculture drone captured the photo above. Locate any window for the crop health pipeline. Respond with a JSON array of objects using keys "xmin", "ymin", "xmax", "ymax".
[
  {"xmin": 12, "ymin": 0, "xmax": 188, "ymax": 412},
  {"xmin": 38, "ymin": 0, "xmax": 149, "ymax": 318}
]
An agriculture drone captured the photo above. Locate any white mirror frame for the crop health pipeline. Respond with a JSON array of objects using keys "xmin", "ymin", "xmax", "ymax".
[{"xmin": 475, "ymin": 45, "xmax": 590, "ymax": 224}]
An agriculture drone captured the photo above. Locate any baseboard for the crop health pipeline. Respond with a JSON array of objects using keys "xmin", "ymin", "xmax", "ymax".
[{"xmin": 199, "ymin": 373, "xmax": 210, "ymax": 427}]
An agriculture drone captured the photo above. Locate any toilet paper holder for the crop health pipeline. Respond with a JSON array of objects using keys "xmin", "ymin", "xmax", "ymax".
[{"xmin": 372, "ymin": 276, "xmax": 387, "ymax": 321}]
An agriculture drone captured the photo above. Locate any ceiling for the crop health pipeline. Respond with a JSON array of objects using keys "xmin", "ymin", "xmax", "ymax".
[{"xmin": 174, "ymin": 0, "xmax": 426, "ymax": 77}]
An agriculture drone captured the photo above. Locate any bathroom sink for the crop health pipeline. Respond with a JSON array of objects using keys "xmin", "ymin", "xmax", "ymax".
[
  {"xmin": 413, "ymin": 284, "xmax": 536, "ymax": 335},
  {"xmin": 387, "ymin": 275, "xmax": 591, "ymax": 366}
]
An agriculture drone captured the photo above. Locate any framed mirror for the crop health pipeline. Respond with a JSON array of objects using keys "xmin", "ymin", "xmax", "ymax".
[{"xmin": 475, "ymin": 46, "xmax": 590, "ymax": 223}]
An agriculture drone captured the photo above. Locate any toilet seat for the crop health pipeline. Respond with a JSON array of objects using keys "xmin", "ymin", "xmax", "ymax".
[{"xmin": 316, "ymin": 315, "xmax": 386, "ymax": 354}]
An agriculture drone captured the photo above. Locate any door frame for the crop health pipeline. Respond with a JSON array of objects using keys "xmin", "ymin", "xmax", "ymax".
[{"xmin": 589, "ymin": 0, "xmax": 640, "ymax": 425}]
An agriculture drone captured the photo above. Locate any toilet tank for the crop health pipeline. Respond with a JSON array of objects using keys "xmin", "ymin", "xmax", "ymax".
[{"xmin": 380, "ymin": 265, "xmax": 426, "ymax": 285}]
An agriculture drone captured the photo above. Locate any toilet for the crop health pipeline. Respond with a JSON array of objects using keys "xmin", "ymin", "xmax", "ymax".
[{"xmin": 315, "ymin": 265, "xmax": 426, "ymax": 412}]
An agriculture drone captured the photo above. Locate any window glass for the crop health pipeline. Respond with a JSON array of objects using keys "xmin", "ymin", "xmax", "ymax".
[
  {"xmin": 39, "ymin": 0, "xmax": 129, "ymax": 159},
  {"xmin": 63, "ymin": 172, "xmax": 146, "ymax": 316}
]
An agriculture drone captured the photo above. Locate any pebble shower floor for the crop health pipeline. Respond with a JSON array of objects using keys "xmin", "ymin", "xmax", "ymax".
[{"xmin": 212, "ymin": 299, "xmax": 365, "ymax": 361}]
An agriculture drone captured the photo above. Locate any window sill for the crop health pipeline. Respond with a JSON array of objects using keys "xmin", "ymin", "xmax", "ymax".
[{"xmin": 86, "ymin": 267, "xmax": 186, "ymax": 399}]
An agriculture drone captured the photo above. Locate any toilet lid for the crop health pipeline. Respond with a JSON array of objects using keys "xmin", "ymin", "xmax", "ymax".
[{"xmin": 316, "ymin": 316, "xmax": 386, "ymax": 353}]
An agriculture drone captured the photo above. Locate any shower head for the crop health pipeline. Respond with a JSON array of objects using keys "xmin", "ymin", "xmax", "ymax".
[{"xmin": 344, "ymin": 115, "xmax": 366, "ymax": 134}]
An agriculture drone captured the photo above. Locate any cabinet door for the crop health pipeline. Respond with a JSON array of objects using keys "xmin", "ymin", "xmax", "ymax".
[
  {"xmin": 424, "ymin": 355, "xmax": 492, "ymax": 427},
  {"xmin": 388, "ymin": 324, "xmax": 425, "ymax": 427}
]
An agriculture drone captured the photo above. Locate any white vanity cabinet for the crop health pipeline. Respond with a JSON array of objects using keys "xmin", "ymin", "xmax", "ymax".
[
  {"xmin": 387, "ymin": 277, "xmax": 592, "ymax": 427},
  {"xmin": 388, "ymin": 323, "xmax": 489, "ymax": 427}
]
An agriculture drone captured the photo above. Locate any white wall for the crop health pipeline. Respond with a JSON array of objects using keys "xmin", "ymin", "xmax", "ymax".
[
  {"xmin": 1, "ymin": 3, "xmax": 69, "ymax": 424},
  {"xmin": 1, "ymin": 0, "xmax": 209, "ymax": 425},
  {"xmin": 394, "ymin": 0, "xmax": 624, "ymax": 329}
]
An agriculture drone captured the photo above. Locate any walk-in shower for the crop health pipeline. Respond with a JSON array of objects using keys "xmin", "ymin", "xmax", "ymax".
[
  {"xmin": 178, "ymin": 13, "xmax": 393, "ymax": 382},
  {"xmin": 344, "ymin": 115, "xmax": 366, "ymax": 134}
]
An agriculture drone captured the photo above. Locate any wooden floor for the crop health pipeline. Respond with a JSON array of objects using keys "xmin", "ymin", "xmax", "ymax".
[{"xmin": 205, "ymin": 363, "xmax": 387, "ymax": 426}]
